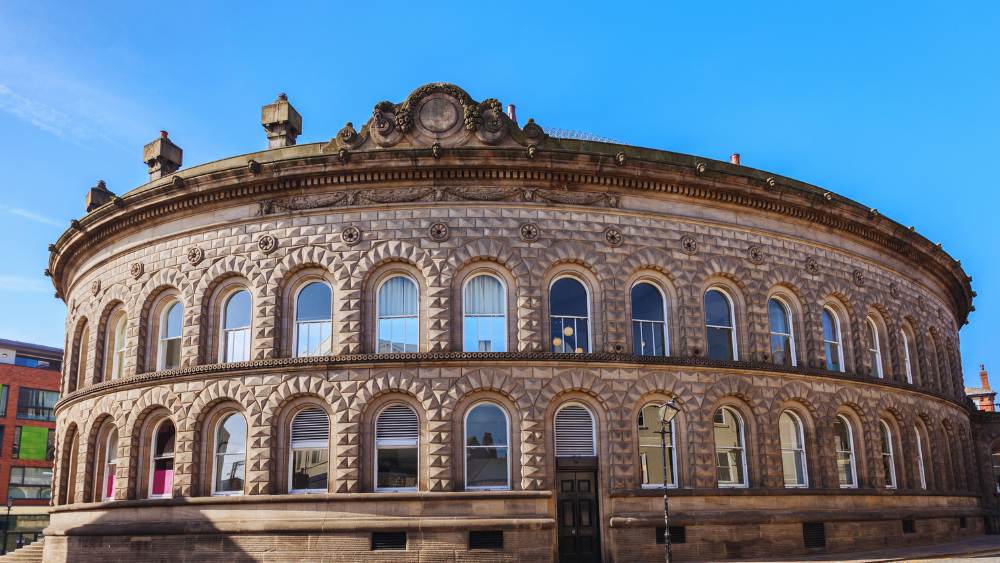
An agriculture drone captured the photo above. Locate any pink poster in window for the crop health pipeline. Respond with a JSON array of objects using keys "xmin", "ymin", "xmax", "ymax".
[
  {"xmin": 152, "ymin": 469, "xmax": 173, "ymax": 495},
  {"xmin": 105, "ymin": 474, "xmax": 115, "ymax": 499}
]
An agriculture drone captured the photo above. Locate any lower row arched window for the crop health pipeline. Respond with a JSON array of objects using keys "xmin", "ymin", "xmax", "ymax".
[
  {"xmin": 149, "ymin": 419, "xmax": 175, "ymax": 498},
  {"xmin": 779, "ymin": 411, "xmax": 807, "ymax": 487},
  {"xmin": 834, "ymin": 415, "xmax": 857, "ymax": 488},
  {"xmin": 637, "ymin": 402, "xmax": 676, "ymax": 487},
  {"xmin": 213, "ymin": 413, "xmax": 247, "ymax": 495},
  {"xmin": 375, "ymin": 404, "xmax": 419, "ymax": 491},
  {"xmin": 102, "ymin": 428, "xmax": 118, "ymax": 501},
  {"xmin": 713, "ymin": 407, "xmax": 747, "ymax": 487},
  {"xmin": 289, "ymin": 407, "xmax": 330, "ymax": 493},
  {"xmin": 464, "ymin": 403, "xmax": 510, "ymax": 489},
  {"xmin": 879, "ymin": 420, "xmax": 897, "ymax": 489}
]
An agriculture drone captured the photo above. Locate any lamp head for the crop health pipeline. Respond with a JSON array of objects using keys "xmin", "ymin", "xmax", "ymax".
[{"xmin": 658, "ymin": 399, "xmax": 680, "ymax": 425}]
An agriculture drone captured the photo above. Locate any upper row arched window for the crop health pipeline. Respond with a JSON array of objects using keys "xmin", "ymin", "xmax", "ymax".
[
  {"xmin": 376, "ymin": 276, "xmax": 419, "ymax": 354},
  {"xmin": 768, "ymin": 298, "xmax": 796, "ymax": 367},
  {"xmin": 222, "ymin": 291, "xmax": 252, "ymax": 362},
  {"xmin": 631, "ymin": 282, "xmax": 668, "ymax": 356},
  {"xmin": 463, "ymin": 274, "xmax": 507, "ymax": 353},
  {"xmin": 550, "ymin": 277, "xmax": 591, "ymax": 354},
  {"xmin": 294, "ymin": 282, "xmax": 333, "ymax": 357},
  {"xmin": 104, "ymin": 308, "xmax": 127, "ymax": 381},
  {"xmin": 866, "ymin": 316, "xmax": 884, "ymax": 379},
  {"xmin": 159, "ymin": 300, "xmax": 183, "ymax": 370},
  {"xmin": 822, "ymin": 307, "xmax": 845, "ymax": 372},
  {"xmin": 704, "ymin": 289, "xmax": 737, "ymax": 361}
]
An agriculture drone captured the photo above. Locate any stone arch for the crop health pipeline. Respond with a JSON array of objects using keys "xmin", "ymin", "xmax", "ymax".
[
  {"xmin": 533, "ymin": 240, "xmax": 614, "ymax": 287},
  {"xmin": 442, "ymin": 368, "xmax": 533, "ymax": 416},
  {"xmin": 266, "ymin": 246, "xmax": 347, "ymax": 357},
  {"xmin": 66, "ymin": 316, "xmax": 91, "ymax": 394},
  {"xmin": 191, "ymin": 255, "xmax": 267, "ymax": 362},
  {"xmin": 92, "ymin": 288, "xmax": 130, "ymax": 384},
  {"xmin": 56, "ymin": 422, "xmax": 80, "ymax": 505},
  {"xmin": 135, "ymin": 268, "xmax": 193, "ymax": 372}
]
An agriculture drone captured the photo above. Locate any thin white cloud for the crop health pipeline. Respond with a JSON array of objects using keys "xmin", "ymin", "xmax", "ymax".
[
  {"xmin": 2, "ymin": 206, "xmax": 63, "ymax": 228},
  {"xmin": 0, "ymin": 83, "xmax": 79, "ymax": 140},
  {"xmin": 0, "ymin": 275, "xmax": 50, "ymax": 293}
]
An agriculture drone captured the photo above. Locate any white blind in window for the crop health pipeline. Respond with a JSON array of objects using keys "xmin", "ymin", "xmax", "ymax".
[
  {"xmin": 376, "ymin": 404, "xmax": 419, "ymax": 441},
  {"xmin": 555, "ymin": 404, "xmax": 596, "ymax": 456},
  {"xmin": 291, "ymin": 408, "xmax": 330, "ymax": 445}
]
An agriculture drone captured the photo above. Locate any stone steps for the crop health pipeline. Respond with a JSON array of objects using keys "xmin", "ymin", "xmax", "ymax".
[{"xmin": 0, "ymin": 539, "xmax": 44, "ymax": 563}]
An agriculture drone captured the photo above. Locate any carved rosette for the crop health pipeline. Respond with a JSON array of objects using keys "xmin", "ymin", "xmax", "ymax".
[
  {"xmin": 187, "ymin": 246, "xmax": 204, "ymax": 266},
  {"xmin": 747, "ymin": 245, "xmax": 765, "ymax": 265},
  {"xmin": 258, "ymin": 235, "xmax": 278, "ymax": 255},
  {"xmin": 341, "ymin": 226, "xmax": 362, "ymax": 246},
  {"xmin": 889, "ymin": 282, "xmax": 899, "ymax": 299},
  {"xmin": 805, "ymin": 257, "xmax": 820, "ymax": 275},
  {"xmin": 90, "ymin": 280, "xmax": 101, "ymax": 296},
  {"xmin": 129, "ymin": 262, "xmax": 144, "ymax": 280},
  {"xmin": 853, "ymin": 269, "xmax": 865, "ymax": 287},
  {"xmin": 603, "ymin": 227, "xmax": 624, "ymax": 248},
  {"xmin": 428, "ymin": 222, "xmax": 450, "ymax": 242},
  {"xmin": 519, "ymin": 223, "xmax": 540, "ymax": 243},
  {"xmin": 680, "ymin": 235, "xmax": 698, "ymax": 255}
]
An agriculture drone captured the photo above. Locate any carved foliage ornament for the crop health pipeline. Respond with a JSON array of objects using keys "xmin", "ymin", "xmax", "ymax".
[
  {"xmin": 680, "ymin": 235, "xmax": 698, "ymax": 255},
  {"xmin": 187, "ymin": 246, "xmax": 205, "ymax": 266},
  {"xmin": 258, "ymin": 234, "xmax": 278, "ymax": 254},
  {"xmin": 341, "ymin": 226, "xmax": 362, "ymax": 246}
]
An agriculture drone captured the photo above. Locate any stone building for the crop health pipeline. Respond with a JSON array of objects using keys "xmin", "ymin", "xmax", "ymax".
[{"xmin": 42, "ymin": 83, "xmax": 983, "ymax": 562}]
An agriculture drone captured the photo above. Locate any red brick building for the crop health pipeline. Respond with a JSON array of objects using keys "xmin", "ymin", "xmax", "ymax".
[
  {"xmin": 967, "ymin": 365, "xmax": 996, "ymax": 412},
  {"xmin": 0, "ymin": 339, "xmax": 62, "ymax": 553}
]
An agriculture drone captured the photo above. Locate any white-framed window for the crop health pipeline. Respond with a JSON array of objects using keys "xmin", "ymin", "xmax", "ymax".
[
  {"xmin": 106, "ymin": 309, "xmax": 127, "ymax": 380},
  {"xmin": 158, "ymin": 300, "xmax": 183, "ymax": 370},
  {"xmin": 463, "ymin": 274, "xmax": 507, "ymax": 353},
  {"xmin": 834, "ymin": 415, "xmax": 858, "ymax": 488},
  {"xmin": 148, "ymin": 419, "xmax": 175, "ymax": 498},
  {"xmin": 375, "ymin": 403, "xmax": 419, "ymax": 491},
  {"xmin": 879, "ymin": 420, "xmax": 897, "ymax": 489},
  {"xmin": 901, "ymin": 329, "xmax": 914, "ymax": 384},
  {"xmin": 221, "ymin": 290, "xmax": 252, "ymax": 363},
  {"xmin": 212, "ymin": 413, "xmax": 247, "ymax": 496},
  {"xmin": 549, "ymin": 277, "xmax": 591, "ymax": 354},
  {"xmin": 101, "ymin": 427, "xmax": 118, "ymax": 501},
  {"xmin": 288, "ymin": 407, "xmax": 330, "ymax": 493},
  {"xmin": 714, "ymin": 407, "xmax": 748, "ymax": 487},
  {"xmin": 376, "ymin": 276, "xmax": 419, "ymax": 354},
  {"xmin": 554, "ymin": 403, "xmax": 597, "ymax": 457},
  {"xmin": 76, "ymin": 323, "xmax": 90, "ymax": 390},
  {"xmin": 704, "ymin": 288, "xmax": 737, "ymax": 361},
  {"xmin": 779, "ymin": 411, "xmax": 808, "ymax": 488},
  {"xmin": 915, "ymin": 427, "xmax": 928, "ymax": 490},
  {"xmin": 637, "ymin": 402, "xmax": 677, "ymax": 488},
  {"xmin": 767, "ymin": 298, "xmax": 796, "ymax": 367},
  {"xmin": 822, "ymin": 307, "xmax": 845, "ymax": 372},
  {"xmin": 464, "ymin": 402, "xmax": 510, "ymax": 490},
  {"xmin": 866, "ymin": 316, "xmax": 884, "ymax": 378},
  {"xmin": 631, "ymin": 282, "xmax": 669, "ymax": 357},
  {"xmin": 294, "ymin": 282, "xmax": 333, "ymax": 357}
]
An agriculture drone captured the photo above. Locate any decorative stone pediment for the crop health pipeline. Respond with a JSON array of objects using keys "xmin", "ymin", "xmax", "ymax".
[{"xmin": 323, "ymin": 82, "xmax": 543, "ymax": 153}]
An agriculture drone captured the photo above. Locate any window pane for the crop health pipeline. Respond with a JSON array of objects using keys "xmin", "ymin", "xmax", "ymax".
[
  {"xmin": 164, "ymin": 302, "xmax": 183, "ymax": 338},
  {"xmin": 637, "ymin": 403, "xmax": 674, "ymax": 486},
  {"xmin": 466, "ymin": 404, "xmax": 508, "ymax": 447},
  {"xmin": 781, "ymin": 449, "xmax": 805, "ymax": 486},
  {"xmin": 224, "ymin": 291, "xmax": 252, "ymax": 330},
  {"xmin": 465, "ymin": 276, "xmax": 504, "ymax": 315},
  {"xmin": 704, "ymin": 290, "xmax": 732, "ymax": 327},
  {"xmin": 463, "ymin": 276, "xmax": 506, "ymax": 353},
  {"xmin": 770, "ymin": 334, "xmax": 791, "ymax": 366},
  {"xmin": 291, "ymin": 448, "xmax": 328, "ymax": 491},
  {"xmin": 706, "ymin": 327, "xmax": 734, "ymax": 361},
  {"xmin": 378, "ymin": 277, "xmax": 418, "ymax": 317},
  {"xmin": 214, "ymin": 453, "xmax": 245, "ymax": 493},
  {"xmin": 821, "ymin": 310, "xmax": 837, "ymax": 341},
  {"xmin": 466, "ymin": 446, "xmax": 508, "ymax": 488},
  {"xmin": 16, "ymin": 388, "xmax": 58, "ymax": 422},
  {"xmin": 154, "ymin": 421, "xmax": 175, "ymax": 456},
  {"xmin": 15, "ymin": 426, "xmax": 50, "ymax": 460},
  {"xmin": 377, "ymin": 277, "xmax": 419, "ymax": 353},
  {"xmin": 550, "ymin": 278, "xmax": 588, "ymax": 317},
  {"xmin": 296, "ymin": 282, "xmax": 332, "ymax": 322},
  {"xmin": 778, "ymin": 413, "xmax": 801, "ymax": 450},
  {"xmin": 296, "ymin": 320, "xmax": 332, "ymax": 357},
  {"xmin": 714, "ymin": 409, "xmax": 743, "ymax": 448},
  {"xmin": 768, "ymin": 299, "xmax": 790, "ymax": 334},
  {"xmin": 376, "ymin": 447, "xmax": 418, "ymax": 489},
  {"xmin": 825, "ymin": 342, "xmax": 841, "ymax": 371},
  {"xmin": 162, "ymin": 338, "xmax": 181, "ymax": 370},
  {"xmin": 216, "ymin": 414, "xmax": 247, "ymax": 455},
  {"xmin": 631, "ymin": 283, "xmax": 665, "ymax": 322}
]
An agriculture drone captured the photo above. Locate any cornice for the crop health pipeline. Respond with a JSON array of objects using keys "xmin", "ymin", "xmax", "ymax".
[{"xmin": 53, "ymin": 352, "xmax": 973, "ymax": 414}]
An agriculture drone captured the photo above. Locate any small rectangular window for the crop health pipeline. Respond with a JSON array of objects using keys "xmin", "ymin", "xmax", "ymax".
[
  {"xmin": 12, "ymin": 427, "xmax": 54, "ymax": 461},
  {"xmin": 371, "ymin": 532, "xmax": 406, "ymax": 551},
  {"xmin": 803, "ymin": 522, "xmax": 826, "ymax": 549},
  {"xmin": 16, "ymin": 388, "xmax": 58, "ymax": 422},
  {"xmin": 468, "ymin": 530, "xmax": 503, "ymax": 550},
  {"xmin": 902, "ymin": 519, "xmax": 916, "ymax": 534},
  {"xmin": 655, "ymin": 526, "xmax": 686, "ymax": 544},
  {"xmin": 8, "ymin": 466, "xmax": 53, "ymax": 500},
  {"xmin": 0, "ymin": 385, "xmax": 7, "ymax": 417},
  {"xmin": 960, "ymin": 516, "xmax": 968, "ymax": 529}
]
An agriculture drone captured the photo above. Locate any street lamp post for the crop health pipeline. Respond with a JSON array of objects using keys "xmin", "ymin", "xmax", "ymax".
[
  {"xmin": 4, "ymin": 498, "xmax": 12, "ymax": 555},
  {"xmin": 656, "ymin": 400, "xmax": 681, "ymax": 563}
]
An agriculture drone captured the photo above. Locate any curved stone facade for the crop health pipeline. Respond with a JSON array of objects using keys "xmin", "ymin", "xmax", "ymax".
[{"xmin": 44, "ymin": 84, "xmax": 980, "ymax": 562}]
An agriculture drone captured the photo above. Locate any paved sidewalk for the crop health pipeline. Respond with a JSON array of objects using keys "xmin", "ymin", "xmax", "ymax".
[{"xmin": 729, "ymin": 535, "xmax": 1000, "ymax": 562}]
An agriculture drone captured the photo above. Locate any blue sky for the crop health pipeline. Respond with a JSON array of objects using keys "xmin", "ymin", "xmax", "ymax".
[{"xmin": 0, "ymin": 2, "xmax": 996, "ymax": 387}]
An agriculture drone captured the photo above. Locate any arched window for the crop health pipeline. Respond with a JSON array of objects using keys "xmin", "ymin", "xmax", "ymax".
[
  {"xmin": 463, "ymin": 275, "xmax": 507, "ymax": 353},
  {"xmin": 714, "ymin": 407, "xmax": 747, "ymax": 487},
  {"xmin": 822, "ymin": 308, "xmax": 845, "ymax": 372},
  {"xmin": 550, "ymin": 277, "xmax": 590, "ymax": 354},
  {"xmin": 704, "ymin": 289, "xmax": 737, "ymax": 361},
  {"xmin": 915, "ymin": 427, "xmax": 928, "ymax": 490},
  {"xmin": 158, "ymin": 301, "xmax": 183, "ymax": 370},
  {"xmin": 75, "ymin": 323, "xmax": 90, "ymax": 390},
  {"xmin": 768, "ymin": 298, "xmax": 795, "ymax": 367},
  {"xmin": 375, "ymin": 404, "xmax": 419, "ymax": 491},
  {"xmin": 464, "ymin": 403, "xmax": 510, "ymax": 490},
  {"xmin": 100, "ymin": 427, "xmax": 118, "ymax": 501},
  {"xmin": 289, "ymin": 407, "xmax": 330, "ymax": 493},
  {"xmin": 637, "ymin": 403, "xmax": 676, "ymax": 488},
  {"xmin": 105, "ymin": 309, "xmax": 127, "ymax": 381},
  {"xmin": 221, "ymin": 290, "xmax": 252, "ymax": 363},
  {"xmin": 631, "ymin": 283, "xmax": 668, "ymax": 356},
  {"xmin": 779, "ymin": 411, "xmax": 807, "ymax": 488},
  {"xmin": 901, "ymin": 329, "xmax": 914, "ymax": 384},
  {"xmin": 866, "ymin": 316, "xmax": 884, "ymax": 378},
  {"xmin": 148, "ymin": 419, "xmax": 175, "ymax": 498},
  {"xmin": 294, "ymin": 282, "xmax": 333, "ymax": 357},
  {"xmin": 991, "ymin": 447, "xmax": 1000, "ymax": 494},
  {"xmin": 554, "ymin": 403, "xmax": 596, "ymax": 457},
  {"xmin": 834, "ymin": 415, "xmax": 857, "ymax": 488},
  {"xmin": 376, "ymin": 276, "xmax": 419, "ymax": 354},
  {"xmin": 879, "ymin": 420, "xmax": 897, "ymax": 489},
  {"xmin": 213, "ymin": 413, "xmax": 247, "ymax": 495}
]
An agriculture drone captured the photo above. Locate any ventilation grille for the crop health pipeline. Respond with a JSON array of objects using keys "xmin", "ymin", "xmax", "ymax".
[
  {"xmin": 291, "ymin": 408, "xmax": 330, "ymax": 443},
  {"xmin": 655, "ymin": 526, "xmax": 686, "ymax": 545},
  {"xmin": 469, "ymin": 530, "xmax": 504, "ymax": 550},
  {"xmin": 902, "ymin": 519, "xmax": 916, "ymax": 534},
  {"xmin": 371, "ymin": 532, "xmax": 406, "ymax": 551},
  {"xmin": 803, "ymin": 522, "xmax": 826, "ymax": 549},
  {"xmin": 376, "ymin": 405, "xmax": 419, "ymax": 440},
  {"xmin": 555, "ymin": 405, "xmax": 595, "ymax": 456}
]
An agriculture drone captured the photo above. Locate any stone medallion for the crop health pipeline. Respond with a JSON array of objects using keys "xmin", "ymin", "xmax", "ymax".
[
  {"xmin": 419, "ymin": 97, "xmax": 460, "ymax": 133},
  {"xmin": 130, "ymin": 262, "xmax": 144, "ymax": 280},
  {"xmin": 258, "ymin": 235, "xmax": 278, "ymax": 254},
  {"xmin": 428, "ymin": 222, "xmax": 450, "ymax": 242},
  {"xmin": 341, "ymin": 226, "xmax": 362, "ymax": 246},
  {"xmin": 680, "ymin": 235, "xmax": 697, "ymax": 255},
  {"xmin": 519, "ymin": 223, "xmax": 540, "ymax": 243},
  {"xmin": 187, "ymin": 246, "xmax": 205, "ymax": 265},
  {"xmin": 603, "ymin": 227, "xmax": 624, "ymax": 247}
]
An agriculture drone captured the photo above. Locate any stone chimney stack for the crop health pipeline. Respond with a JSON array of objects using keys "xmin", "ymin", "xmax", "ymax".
[
  {"xmin": 981, "ymin": 364, "xmax": 991, "ymax": 390},
  {"xmin": 143, "ymin": 130, "xmax": 183, "ymax": 181},
  {"xmin": 506, "ymin": 104, "xmax": 518, "ymax": 126},
  {"xmin": 85, "ymin": 180, "xmax": 115, "ymax": 212},
  {"xmin": 261, "ymin": 93, "xmax": 302, "ymax": 148}
]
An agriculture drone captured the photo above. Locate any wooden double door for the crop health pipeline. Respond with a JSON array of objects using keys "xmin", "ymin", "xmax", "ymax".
[{"xmin": 556, "ymin": 469, "xmax": 601, "ymax": 563}]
